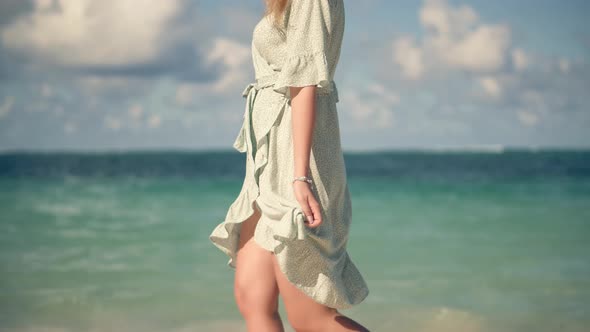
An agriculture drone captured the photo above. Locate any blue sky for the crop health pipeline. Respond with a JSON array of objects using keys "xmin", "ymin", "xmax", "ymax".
[{"xmin": 0, "ymin": 0, "xmax": 588, "ymax": 152}]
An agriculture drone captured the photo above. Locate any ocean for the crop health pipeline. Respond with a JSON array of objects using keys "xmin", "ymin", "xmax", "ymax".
[{"xmin": 0, "ymin": 149, "xmax": 588, "ymax": 332}]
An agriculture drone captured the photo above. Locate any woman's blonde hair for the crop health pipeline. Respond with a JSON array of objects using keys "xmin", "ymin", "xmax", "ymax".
[{"xmin": 264, "ymin": 0, "xmax": 289, "ymax": 29}]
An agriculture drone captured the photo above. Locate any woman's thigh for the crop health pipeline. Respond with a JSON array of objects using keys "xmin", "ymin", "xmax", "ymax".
[
  {"xmin": 270, "ymin": 253, "xmax": 339, "ymax": 327},
  {"xmin": 234, "ymin": 203, "xmax": 280, "ymax": 314}
]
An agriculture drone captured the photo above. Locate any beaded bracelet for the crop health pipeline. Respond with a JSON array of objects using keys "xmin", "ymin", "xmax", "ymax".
[{"xmin": 292, "ymin": 176, "xmax": 313, "ymax": 184}]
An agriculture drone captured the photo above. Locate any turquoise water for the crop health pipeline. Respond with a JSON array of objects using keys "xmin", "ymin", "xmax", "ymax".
[{"xmin": 0, "ymin": 150, "xmax": 589, "ymax": 331}]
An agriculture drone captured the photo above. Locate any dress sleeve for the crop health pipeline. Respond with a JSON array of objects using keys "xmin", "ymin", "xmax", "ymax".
[{"xmin": 272, "ymin": 0, "xmax": 334, "ymax": 98}]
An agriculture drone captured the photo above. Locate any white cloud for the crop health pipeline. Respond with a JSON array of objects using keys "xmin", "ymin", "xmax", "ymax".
[
  {"xmin": 511, "ymin": 48, "xmax": 529, "ymax": 71},
  {"xmin": 205, "ymin": 37, "xmax": 251, "ymax": 93},
  {"xmin": 126, "ymin": 104, "xmax": 144, "ymax": 130},
  {"xmin": 147, "ymin": 114, "xmax": 161, "ymax": 129},
  {"xmin": 173, "ymin": 37, "xmax": 251, "ymax": 106},
  {"xmin": 64, "ymin": 121, "xmax": 77, "ymax": 134},
  {"xmin": 559, "ymin": 58, "xmax": 571, "ymax": 73},
  {"xmin": 367, "ymin": 82, "xmax": 401, "ymax": 105},
  {"xmin": 389, "ymin": 0, "xmax": 583, "ymax": 132},
  {"xmin": 128, "ymin": 104, "xmax": 143, "ymax": 120},
  {"xmin": 478, "ymin": 76, "xmax": 502, "ymax": 99},
  {"xmin": 205, "ymin": 38, "xmax": 251, "ymax": 69},
  {"xmin": 41, "ymin": 83, "xmax": 53, "ymax": 98},
  {"xmin": 0, "ymin": 96, "xmax": 15, "ymax": 119},
  {"xmin": 441, "ymin": 25, "xmax": 511, "ymax": 72},
  {"xmin": 341, "ymin": 82, "xmax": 399, "ymax": 129},
  {"xmin": 393, "ymin": 36, "xmax": 424, "ymax": 80},
  {"xmin": 76, "ymin": 75, "xmax": 153, "ymax": 101},
  {"xmin": 34, "ymin": 0, "xmax": 53, "ymax": 10},
  {"xmin": 102, "ymin": 105, "xmax": 161, "ymax": 131},
  {"xmin": 394, "ymin": 0, "xmax": 512, "ymax": 79},
  {"xmin": 1, "ymin": 0, "xmax": 183, "ymax": 67},
  {"xmin": 104, "ymin": 115, "xmax": 122, "ymax": 131},
  {"xmin": 420, "ymin": 0, "xmax": 479, "ymax": 38},
  {"xmin": 517, "ymin": 109, "xmax": 539, "ymax": 127},
  {"xmin": 520, "ymin": 89, "xmax": 547, "ymax": 113}
]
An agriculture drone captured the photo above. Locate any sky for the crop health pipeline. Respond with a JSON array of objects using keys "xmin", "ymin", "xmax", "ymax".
[{"xmin": 0, "ymin": 0, "xmax": 588, "ymax": 152}]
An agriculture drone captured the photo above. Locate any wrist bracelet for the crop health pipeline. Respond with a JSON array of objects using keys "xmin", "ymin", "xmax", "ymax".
[{"xmin": 293, "ymin": 176, "xmax": 313, "ymax": 184}]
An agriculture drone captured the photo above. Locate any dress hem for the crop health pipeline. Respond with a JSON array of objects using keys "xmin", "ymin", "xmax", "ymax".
[{"xmin": 209, "ymin": 187, "xmax": 370, "ymax": 310}]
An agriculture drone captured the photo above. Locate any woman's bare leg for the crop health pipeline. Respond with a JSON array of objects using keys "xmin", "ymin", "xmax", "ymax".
[
  {"xmin": 270, "ymin": 253, "xmax": 369, "ymax": 332},
  {"xmin": 235, "ymin": 204, "xmax": 285, "ymax": 332}
]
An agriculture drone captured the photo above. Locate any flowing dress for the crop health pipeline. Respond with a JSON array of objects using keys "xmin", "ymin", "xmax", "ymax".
[{"xmin": 209, "ymin": 0, "xmax": 369, "ymax": 309}]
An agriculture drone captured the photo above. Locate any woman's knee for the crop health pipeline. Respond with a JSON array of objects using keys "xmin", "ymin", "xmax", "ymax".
[
  {"xmin": 234, "ymin": 202, "xmax": 279, "ymax": 318},
  {"xmin": 234, "ymin": 280, "xmax": 278, "ymax": 318},
  {"xmin": 233, "ymin": 239, "xmax": 279, "ymax": 318}
]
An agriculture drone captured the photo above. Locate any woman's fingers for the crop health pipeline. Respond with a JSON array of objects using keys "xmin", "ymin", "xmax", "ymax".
[
  {"xmin": 299, "ymin": 197, "xmax": 314, "ymax": 225},
  {"xmin": 306, "ymin": 195, "xmax": 322, "ymax": 227},
  {"xmin": 293, "ymin": 182, "xmax": 322, "ymax": 228}
]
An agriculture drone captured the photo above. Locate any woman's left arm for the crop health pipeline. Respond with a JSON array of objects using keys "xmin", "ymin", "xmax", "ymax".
[
  {"xmin": 291, "ymin": 85, "xmax": 316, "ymax": 178},
  {"xmin": 291, "ymin": 85, "xmax": 323, "ymax": 227}
]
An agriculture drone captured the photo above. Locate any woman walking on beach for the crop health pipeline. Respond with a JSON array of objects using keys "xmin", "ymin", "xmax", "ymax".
[{"xmin": 209, "ymin": 0, "xmax": 370, "ymax": 330}]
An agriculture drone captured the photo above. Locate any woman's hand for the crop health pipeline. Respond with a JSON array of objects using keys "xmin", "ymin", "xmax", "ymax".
[{"xmin": 293, "ymin": 181, "xmax": 323, "ymax": 228}]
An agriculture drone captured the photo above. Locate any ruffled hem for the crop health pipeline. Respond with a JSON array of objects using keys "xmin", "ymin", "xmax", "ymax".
[
  {"xmin": 208, "ymin": 187, "xmax": 310, "ymax": 266},
  {"xmin": 208, "ymin": 188, "xmax": 370, "ymax": 309},
  {"xmin": 208, "ymin": 189, "xmax": 258, "ymax": 268},
  {"xmin": 211, "ymin": 82, "xmax": 309, "ymax": 268},
  {"xmin": 272, "ymin": 50, "xmax": 333, "ymax": 98}
]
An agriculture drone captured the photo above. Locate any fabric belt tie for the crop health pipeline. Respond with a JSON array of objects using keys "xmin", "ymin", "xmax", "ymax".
[{"xmin": 233, "ymin": 72, "xmax": 339, "ymax": 154}]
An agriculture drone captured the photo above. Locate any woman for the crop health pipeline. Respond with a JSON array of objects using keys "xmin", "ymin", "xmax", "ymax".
[{"xmin": 209, "ymin": 0, "xmax": 370, "ymax": 330}]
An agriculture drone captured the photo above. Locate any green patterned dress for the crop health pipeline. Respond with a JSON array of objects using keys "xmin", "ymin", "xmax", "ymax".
[{"xmin": 209, "ymin": 0, "xmax": 369, "ymax": 309}]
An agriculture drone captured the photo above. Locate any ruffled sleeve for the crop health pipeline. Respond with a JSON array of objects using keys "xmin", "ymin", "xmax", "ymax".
[{"xmin": 273, "ymin": 0, "xmax": 335, "ymax": 98}]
